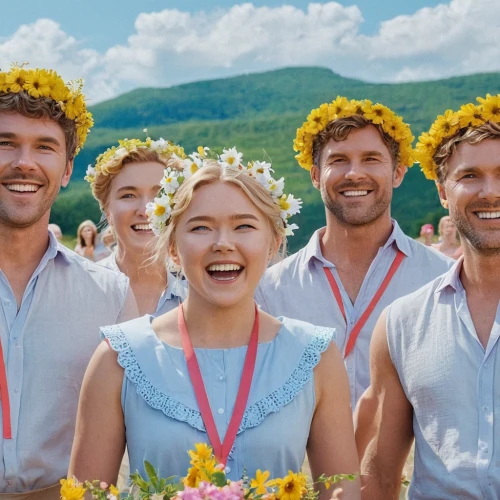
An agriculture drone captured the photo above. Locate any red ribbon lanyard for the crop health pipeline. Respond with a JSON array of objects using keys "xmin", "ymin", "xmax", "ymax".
[
  {"xmin": 323, "ymin": 250, "xmax": 405, "ymax": 359},
  {"xmin": 178, "ymin": 303, "xmax": 259, "ymax": 466},
  {"xmin": 0, "ymin": 340, "xmax": 12, "ymax": 439}
]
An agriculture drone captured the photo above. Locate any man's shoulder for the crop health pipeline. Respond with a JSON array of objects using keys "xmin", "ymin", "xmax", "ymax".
[
  {"xmin": 56, "ymin": 244, "xmax": 128, "ymax": 288},
  {"xmin": 404, "ymin": 234, "xmax": 454, "ymax": 270},
  {"xmin": 388, "ymin": 271, "xmax": 446, "ymax": 319},
  {"xmin": 259, "ymin": 246, "xmax": 310, "ymax": 288}
]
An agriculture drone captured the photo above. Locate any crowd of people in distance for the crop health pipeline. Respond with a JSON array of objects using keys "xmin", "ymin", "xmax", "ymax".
[{"xmin": 0, "ymin": 64, "xmax": 499, "ymax": 500}]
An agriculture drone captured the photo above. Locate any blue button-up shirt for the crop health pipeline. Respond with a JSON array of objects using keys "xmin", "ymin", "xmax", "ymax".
[
  {"xmin": 387, "ymin": 258, "xmax": 500, "ymax": 499},
  {"xmin": 255, "ymin": 221, "xmax": 453, "ymax": 408},
  {"xmin": 0, "ymin": 232, "xmax": 134, "ymax": 492}
]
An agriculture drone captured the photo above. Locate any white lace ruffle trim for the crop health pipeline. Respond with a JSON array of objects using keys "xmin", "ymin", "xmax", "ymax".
[{"xmin": 102, "ymin": 324, "xmax": 333, "ymax": 434}]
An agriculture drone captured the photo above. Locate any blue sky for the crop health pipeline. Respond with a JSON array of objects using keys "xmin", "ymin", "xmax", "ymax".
[
  {"xmin": 2, "ymin": 0, "xmax": 444, "ymax": 50},
  {"xmin": 0, "ymin": 0, "xmax": 496, "ymax": 102}
]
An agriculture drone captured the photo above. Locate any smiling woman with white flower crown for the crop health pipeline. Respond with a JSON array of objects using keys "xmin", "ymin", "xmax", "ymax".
[
  {"xmin": 86, "ymin": 135, "xmax": 188, "ymax": 316},
  {"xmin": 69, "ymin": 148, "xmax": 361, "ymax": 499}
]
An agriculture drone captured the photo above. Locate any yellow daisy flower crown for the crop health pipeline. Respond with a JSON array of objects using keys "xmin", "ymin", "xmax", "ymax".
[
  {"xmin": 0, "ymin": 63, "xmax": 93, "ymax": 154},
  {"xmin": 293, "ymin": 96, "xmax": 414, "ymax": 170},
  {"xmin": 84, "ymin": 134, "xmax": 186, "ymax": 185},
  {"xmin": 414, "ymin": 93, "xmax": 500, "ymax": 181}
]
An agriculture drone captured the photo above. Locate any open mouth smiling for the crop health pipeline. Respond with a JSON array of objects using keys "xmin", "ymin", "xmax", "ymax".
[
  {"xmin": 475, "ymin": 211, "xmax": 500, "ymax": 220},
  {"xmin": 206, "ymin": 263, "xmax": 244, "ymax": 282},
  {"xmin": 340, "ymin": 189, "xmax": 373, "ymax": 198},
  {"xmin": 4, "ymin": 183, "xmax": 41, "ymax": 193},
  {"xmin": 131, "ymin": 223, "xmax": 153, "ymax": 232}
]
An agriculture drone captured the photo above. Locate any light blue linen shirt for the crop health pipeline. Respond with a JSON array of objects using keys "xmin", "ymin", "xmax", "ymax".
[
  {"xmin": 386, "ymin": 258, "xmax": 500, "ymax": 499},
  {"xmin": 101, "ymin": 315, "xmax": 334, "ymax": 482},
  {"xmin": 98, "ymin": 252, "xmax": 187, "ymax": 315},
  {"xmin": 255, "ymin": 221, "xmax": 453, "ymax": 408},
  {"xmin": 0, "ymin": 232, "xmax": 133, "ymax": 492}
]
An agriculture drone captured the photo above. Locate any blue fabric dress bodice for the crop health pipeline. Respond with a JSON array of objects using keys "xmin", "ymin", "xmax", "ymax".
[{"xmin": 101, "ymin": 315, "xmax": 334, "ymax": 482}]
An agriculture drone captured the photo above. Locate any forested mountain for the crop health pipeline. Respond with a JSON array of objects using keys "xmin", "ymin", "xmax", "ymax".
[{"xmin": 53, "ymin": 67, "xmax": 500, "ymax": 251}]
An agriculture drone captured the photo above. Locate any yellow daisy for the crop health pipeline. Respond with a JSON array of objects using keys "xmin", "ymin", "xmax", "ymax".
[
  {"xmin": 275, "ymin": 471, "xmax": 304, "ymax": 500},
  {"xmin": 60, "ymin": 478, "xmax": 86, "ymax": 500},
  {"xmin": 5, "ymin": 68, "xmax": 27, "ymax": 93},
  {"xmin": 362, "ymin": 103, "xmax": 392, "ymax": 125},
  {"xmin": 457, "ymin": 103, "xmax": 484, "ymax": 128},
  {"xmin": 478, "ymin": 94, "xmax": 500, "ymax": 123},
  {"xmin": 251, "ymin": 469, "xmax": 272, "ymax": 495}
]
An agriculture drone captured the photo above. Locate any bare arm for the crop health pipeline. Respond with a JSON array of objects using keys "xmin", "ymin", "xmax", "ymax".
[
  {"xmin": 68, "ymin": 341, "xmax": 126, "ymax": 484},
  {"xmin": 354, "ymin": 309, "xmax": 413, "ymax": 500},
  {"xmin": 308, "ymin": 342, "xmax": 361, "ymax": 500}
]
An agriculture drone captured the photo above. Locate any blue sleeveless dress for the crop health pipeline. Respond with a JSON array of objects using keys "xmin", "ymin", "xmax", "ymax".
[{"xmin": 101, "ymin": 315, "xmax": 334, "ymax": 482}]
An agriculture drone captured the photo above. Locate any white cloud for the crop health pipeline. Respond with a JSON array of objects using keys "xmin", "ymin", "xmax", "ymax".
[{"xmin": 0, "ymin": 0, "xmax": 498, "ymax": 103}]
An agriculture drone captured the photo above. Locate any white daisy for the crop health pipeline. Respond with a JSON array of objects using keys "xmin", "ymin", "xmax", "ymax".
[
  {"xmin": 183, "ymin": 154, "xmax": 203, "ymax": 179},
  {"xmin": 279, "ymin": 194, "xmax": 303, "ymax": 219},
  {"xmin": 267, "ymin": 176, "xmax": 285, "ymax": 198},
  {"xmin": 285, "ymin": 223, "xmax": 299, "ymax": 236},
  {"xmin": 220, "ymin": 147, "xmax": 243, "ymax": 168},
  {"xmin": 160, "ymin": 168, "xmax": 180, "ymax": 194}
]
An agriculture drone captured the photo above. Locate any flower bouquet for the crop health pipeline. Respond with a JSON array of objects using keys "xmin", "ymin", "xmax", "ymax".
[{"xmin": 60, "ymin": 443, "xmax": 355, "ymax": 500}]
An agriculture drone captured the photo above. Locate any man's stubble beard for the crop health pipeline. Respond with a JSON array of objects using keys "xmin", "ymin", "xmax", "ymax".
[
  {"xmin": 451, "ymin": 204, "xmax": 500, "ymax": 256},
  {"xmin": 320, "ymin": 182, "xmax": 392, "ymax": 227}
]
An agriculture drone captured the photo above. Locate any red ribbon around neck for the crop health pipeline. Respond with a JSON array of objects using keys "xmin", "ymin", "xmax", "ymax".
[
  {"xmin": 0, "ymin": 340, "xmax": 12, "ymax": 439},
  {"xmin": 178, "ymin": 303, "xmax": 259, "ymax": 466},
  {"xmin": 323, "ymin": 250, "xmax": 405, "ymax": 359}
]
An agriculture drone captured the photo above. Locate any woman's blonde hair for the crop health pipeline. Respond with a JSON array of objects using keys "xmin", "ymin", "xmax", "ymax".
[
  {"xmin": 76, "ymin": 220, "xmax": 97, "ymax": 248},
  {"xmin": 92, "ymin": 148, "xmax": 171, "ymax": 211},
  {"xmin": 154, "ymin": 160, "xmax": 286, "ymax": 268}
]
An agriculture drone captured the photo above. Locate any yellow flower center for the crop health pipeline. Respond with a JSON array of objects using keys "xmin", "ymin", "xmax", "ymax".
[
  {"xmin": 166, "ymin": 178, "xmax": 172, "ymax": 183},
  {"xmin": 227, "ymin": 157, "xmax": 235, "ymax": 165},
  {"xmin": 285, "ymin": 481, "xmax": 295, "ymax": 493},
  {"xmin": 154, "ymin": 205, "xmax": 166, "ymax": 216}
]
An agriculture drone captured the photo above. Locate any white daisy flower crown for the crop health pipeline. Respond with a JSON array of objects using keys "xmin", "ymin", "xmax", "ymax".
[{"xmin": 146, "ymin": 147, "xmax": 302, "ymax": 237}]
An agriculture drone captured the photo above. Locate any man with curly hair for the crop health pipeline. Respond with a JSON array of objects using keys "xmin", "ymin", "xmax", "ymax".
[
  {"xmin": 356, "ymin": 96, "xmax": 500, "ymax": 498},
  {"xmin": 0, "ymin": 66, "xmax": 137, "ymax": 497},
  {"xmin": 256, "ymin": 98, "xmax": 452, "ymax": 410}
]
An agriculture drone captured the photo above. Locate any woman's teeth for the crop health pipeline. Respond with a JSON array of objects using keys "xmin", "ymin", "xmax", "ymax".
[
  {"xmin": 132, "ymin": 224, "xmax": 151, "ymax": 231},
  {"xmin": 207, "ymin": 263, "xmax": 242, "ymax": 272}
]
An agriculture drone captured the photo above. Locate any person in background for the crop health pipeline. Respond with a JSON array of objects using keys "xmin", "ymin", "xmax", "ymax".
[
  {"xmin": 433, "ymin": 215, "xmax": 462, "ymax": 259},
  {"xmin": 94, "ymin": 226, "xmax": 116, "ymax": 262},
  {"xmin": 70, "ymin": 149, "xmax": 361, "ymax": 499},
  {"xmin": 419, "ymin": 223, "xmax": 434, "ymax": 246},
  {"xmin": 86, "ymin": 136, "xmax": 187, "ymax": 316},
  {"xmin": 48, "ymin": 223, "xmax": 62, "ymax": 241},
  {"xmin": 355, "ymin": 95, "xmax": 500, "ymax": 499},
  {"xmin": 0, "ymin": 64, "xmax": 137, "ymax": 498},
  {"xmin": 256, "ymin": 97, "xmax": 452, "ymax": 410},
  {"xmin": 74, "ymin": 219, "xmax": 97, "ymax": 260}
]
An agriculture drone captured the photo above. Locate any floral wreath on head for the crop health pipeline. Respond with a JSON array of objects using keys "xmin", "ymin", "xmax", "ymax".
[
  {"xmin": 414, "ymin": 93, "xmax": 500, "ymax": 181},
  {"xmin": 84, "ymin": 131, "xmax": 186, "ymax": 186},
  {"xmin": 146, "ymin": 147, "xmax": 303, "ymax": 237},
  {"xmin": 293, "ymin": 96, "xmax": 415, "ymax": 171},
  {"xmin": 0, "ymin": 63, "xmax": 93, "ymax": 154}
]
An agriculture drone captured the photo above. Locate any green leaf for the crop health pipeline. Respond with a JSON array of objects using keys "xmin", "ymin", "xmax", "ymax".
[
  {"xmin": 129, "ymin": 471, "xmax": 150, "ymax": 492},
  {"xmin": 144, "ymin": 461, "xmax": 159, "ymax": 489}
]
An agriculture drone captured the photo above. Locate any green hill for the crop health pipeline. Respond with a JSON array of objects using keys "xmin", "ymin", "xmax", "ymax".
[{"xmin": 54, "ymin": 67, "xmax": 500, "ymax": 252}]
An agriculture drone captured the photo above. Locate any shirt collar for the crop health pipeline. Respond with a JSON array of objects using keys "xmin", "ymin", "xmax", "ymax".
[
  {"xmin": 305, "ymin": 219, "xmax": 412, "ymax": 266},
  {"xmin": 164, "ymin": 271, "xmax": 187, "ymax": 301},
  {"xmin": 435, "ymin": 257, "xmax": 464, "ymax": 294}
]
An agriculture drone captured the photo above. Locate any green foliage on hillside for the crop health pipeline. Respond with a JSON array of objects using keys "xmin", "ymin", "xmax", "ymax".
[{"xmin": 52, "ymin": 67, "xmax": 499, "ymax": 253}]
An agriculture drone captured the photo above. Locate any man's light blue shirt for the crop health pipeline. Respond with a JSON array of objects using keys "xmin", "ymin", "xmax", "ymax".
[
  {"xmin": 387, "ymin": 258, "xmax": 500, "ymax": 499},
  {"xmin": 0, "ymin": 231, "xmax": 133, "ymax": 492},
  {"xmin": 256, "ymin": 220, "xmax": 453, "ymax": 408}
]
